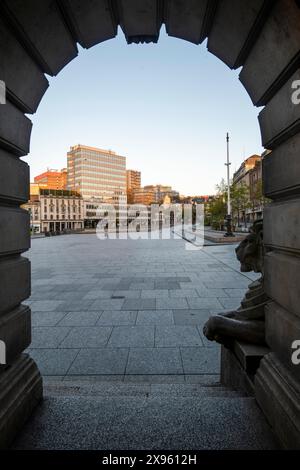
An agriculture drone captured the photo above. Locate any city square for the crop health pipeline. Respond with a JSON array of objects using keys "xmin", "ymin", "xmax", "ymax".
[
  {"xmin": 26, "ymin": 234, "xmax": 256, "ymax": 380},
  {"xmin": 12, "ymin": 233, "xmax": 278, "ymax": 450}
]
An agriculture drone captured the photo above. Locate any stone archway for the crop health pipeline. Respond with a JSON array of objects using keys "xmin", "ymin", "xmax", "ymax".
[{"xmin": 0, "ymin": 0, "xmax": 300, "ymax": 448}]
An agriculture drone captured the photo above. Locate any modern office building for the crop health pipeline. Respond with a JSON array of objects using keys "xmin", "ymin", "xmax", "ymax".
[
  {"xmin": 67, "ymin": 144, "xmax": 126, "ymax": 202},
  {"xmin": 34, "ymin": 168, "xmax": 68, "ymax": 190},
  {"xmin": 23, "ymin": 184, "xmax": 84, "ymax": 233},
  {"xmin": 126, "ymin": 170, "xmax": 141, "ymax": 203}
]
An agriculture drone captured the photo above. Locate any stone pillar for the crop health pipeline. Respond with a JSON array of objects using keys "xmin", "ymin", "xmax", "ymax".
[
  {"xmin": 0, "ymin": 149, "xmax": 43, "ymax": 448},
  {"xmin": 255, "ymin": 133, "xmax": 300, "ymax": 448},
  {"xmin": 0, "ymin": 15, "xmax": 46, "ymax": 447},
  {"xmin": 0, "ymin": 20, "xmax": 46, "ymax": 442},
  {"xmin": 206, "ymin": 0, "xmax": 300, "ymax": 448},
  {"xmin": 255, "ymin": 64, "xmax": 300, "ymax": 447}
]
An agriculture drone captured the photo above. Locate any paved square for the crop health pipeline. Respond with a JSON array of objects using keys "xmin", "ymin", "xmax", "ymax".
[
  {"xmin": 68, "ymin": 348, "xmax": 129, "ymax": 375},
  {"xmin": 108, "ymin": 326, "xmax": 155, "ymax": 348},
  {"xmin": 126, "ymin": 348, "xmax": 183, "ymax": 374},
  {"xmin": 26, "ymin": 235, "xmax": 258, "ymax": 380},
  {"xmin": 97, "ymin": 310, "xmax": 137, "ymax": 326},
  {"xmin": 136, "ymin": 310, "xmax": 174, "ymax": 325},
  {"xmin": 60, "ymin": 327, "xmax": 112, "ymax": 348}
]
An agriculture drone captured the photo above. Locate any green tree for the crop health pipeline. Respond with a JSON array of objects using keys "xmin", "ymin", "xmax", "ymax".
[
  {"xmin": 214, "ymin": 178, "xmax": 253, "ymax": 229},
  {"xmin": 210, "ymin": 198, "xmax": 227, "ymax": 230},
  {"xmin": 230, "ymin": 182, "xmax": 251, "ymax": 228},
  {"xmin": 215, "ymin": 178, "xmax": 227, "ymax": 196}
]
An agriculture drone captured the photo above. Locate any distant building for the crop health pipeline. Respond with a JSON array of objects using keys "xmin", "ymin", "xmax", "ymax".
[
  {"xmin": 67, "ymin": 144, "xmax": 126, "ymax": 202},
  {"xmin": 185, "ymin": 195, "xmax": 216, "ymax": 204},
  {"xmin": 232, "ymin": 154, "xmax": 264, "ymax": 225},
  {"xmin": 34, "ymin": 168, "xmax": 67, "ymax": 190},
  {"xmin": 126, "ymin": 170, "xmax": 141, "ymax": 203},
  {"xmin": 232, "ymin": 155, "xmax": 261, "ymax": 187},
  {"xmin": 23, "ymin": 184, "xmax": 84, "ymax": 233},
  {"xmin": 132, "ymin": 187, "xmax": 155, "ymax": 205},
  {"xmin": 83, "ymin": 198, "xmax": 102, "ymax": 228},
  {"xmin": 133, "ymin": 184, "xmax": 179, "ymax": 205}
]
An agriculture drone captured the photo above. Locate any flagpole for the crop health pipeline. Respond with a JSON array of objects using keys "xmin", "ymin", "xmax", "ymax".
[{"xmin": 224, "ymin": 132, "xmax": 234, "ymax": 237}]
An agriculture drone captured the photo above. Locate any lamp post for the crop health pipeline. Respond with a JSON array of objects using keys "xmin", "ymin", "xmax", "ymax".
[{"xmin": 224, "ymin": 132, "xmax": 234, "ymax": 237}]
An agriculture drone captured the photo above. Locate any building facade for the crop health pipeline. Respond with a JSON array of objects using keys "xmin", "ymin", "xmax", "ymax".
[
  {"xmin": 23, "ymin": 185, "xmax": 84, "ymax": 233},
  {"xmin": 132, "ymin": 187, "xmax": 155, "ymax": 205},
  {"xmin": 232, "ymin": 154, "xmax": 261, "ymax": 187},
  {"xmin": 34, "ymin": 168, "xmax": 67, "ymax": 190},
  {"xmin": 249, "ymin": 159, "xmax": 263, "ymax": 220},
  {"xmin": 232, "ymin": 154, "xmax": 264, "ymax": 226},
  {"xmin": 67, "ymin": 144, "xmax": 126, "ymax": 202},
  {"xmin": 126, "ymin": 170, "xmax": 141, "ymax": 203},
  {"xmin": 133, "ymin": 184, "xmax": 179, "ymax": 205}
]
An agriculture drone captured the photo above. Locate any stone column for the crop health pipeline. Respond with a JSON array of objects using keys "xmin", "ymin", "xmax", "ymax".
[
  {"xmin": 0, "ymin": 148, "xmax": 43, "ymax": 448},
  {"xmin": 0, "ymin": 0, "xmax": 76, "ymax": 446},
  {"xmin": 206, "ymin": 0, "xmax": 300, "ymax": 448},
  {"xmin": 256, "ymin": 63, "xmax": 300, "ymax": 447}
]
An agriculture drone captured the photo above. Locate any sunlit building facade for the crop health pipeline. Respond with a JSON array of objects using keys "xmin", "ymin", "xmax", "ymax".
[
  {"xmin": 232, "ymin": 155, "xmax": 261, "ymax": 186},
  {"xmin": 34, "ymin": 168, "xmax": 67, "ymax": 190},
  {"xmin": 23, "ymin": 184, "xmax": 84, "ymax": 233},
  {"xmin": 133, "ymin": 184, "xmax": 179, "ymax": 205},
  {"xmin": 67, "ymin": 144, "xmax": 126, "ymax": 202},
  {"xmin": 132, "ymin": 187, "xmax": 155, "ymax": 205},
  {"xmin": 126, "ymin": 170, "xmax": 141, "ymax": 203}
]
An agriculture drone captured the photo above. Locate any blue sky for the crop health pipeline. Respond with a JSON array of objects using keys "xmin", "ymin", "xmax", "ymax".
[{"xmin": 25, "ymin": 27, "xmax": 263, "ymax": 195}]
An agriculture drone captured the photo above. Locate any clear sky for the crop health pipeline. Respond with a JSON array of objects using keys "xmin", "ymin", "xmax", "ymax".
[{"xmin": 24, "ymin": 26, "xmax": 263, "ymax": 196}]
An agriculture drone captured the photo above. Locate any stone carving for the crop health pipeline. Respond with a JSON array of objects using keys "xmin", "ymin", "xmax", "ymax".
[{"xmin": 203, "ymin": 220, "xmax": 269, "ymax": 346}]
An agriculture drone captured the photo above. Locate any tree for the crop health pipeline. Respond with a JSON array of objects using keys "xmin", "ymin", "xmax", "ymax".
[
  {"xmin": 215, "ymin": 178, "xmax": 227, "ymax": 196},
  {"xmin": 213, "ymin": 179, "xmax": 252, "ymax": 230},
  {"xmin": 230, "ymin": 182, "xmax": 251, "ymax": 228},
  {"xmin": 209, "ymin": 191, "xmax": 227, "ymax": 230}
]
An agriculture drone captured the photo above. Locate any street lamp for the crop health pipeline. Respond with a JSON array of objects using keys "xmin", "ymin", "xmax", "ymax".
[{"xmin": 224, "ymin": 132, "xmax": 234, "ymax": 237}]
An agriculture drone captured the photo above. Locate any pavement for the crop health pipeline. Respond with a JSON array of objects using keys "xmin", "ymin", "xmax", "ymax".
[
  {"xmin": 13, "ymin": 391, "xmax": 277, "ymax": 450},
  {"xmin": 25, "ymin": 233, "xmax": 259, "ymax": 382},
  {"xmin": 14, "ymin": 234, "xmax": 278, "ymax": 451}
]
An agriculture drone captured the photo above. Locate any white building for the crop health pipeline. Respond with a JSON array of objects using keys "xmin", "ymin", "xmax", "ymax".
[{"xmin": 23, "ymin": 186, "xmax": 84, "ymax": 233}]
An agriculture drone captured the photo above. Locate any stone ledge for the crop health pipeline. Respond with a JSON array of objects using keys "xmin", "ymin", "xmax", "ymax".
[
  {"xmin": 221, "ymin": 341, "xmax": 270, "ymax": 396},
  {"xmin": 234, "ymin": 341, "xmax": 270, "ymax": 374}
]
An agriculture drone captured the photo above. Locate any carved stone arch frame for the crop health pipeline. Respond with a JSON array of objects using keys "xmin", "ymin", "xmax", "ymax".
[{"xmin": 0, "ymin": 0, "xmax": 300, "ymax": 448}]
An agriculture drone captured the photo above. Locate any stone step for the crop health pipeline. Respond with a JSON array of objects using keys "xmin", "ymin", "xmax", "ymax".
[
  {"xmin": 44, "ymin": 381, "xmax": 247, "ymax": 398},
  {"xmin": 13, "ymin": 394, "xmax": 278, "ymax": 449}
]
